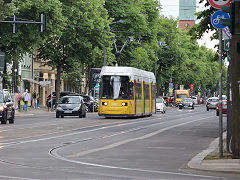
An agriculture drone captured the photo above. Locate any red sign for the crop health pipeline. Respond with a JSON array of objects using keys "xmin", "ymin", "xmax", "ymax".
[
  {"xmin": 208, "ymin": 0, "xmax": 232, "ymax": 9},
  {"xmin": 190, "ymin": 84, "xmax": 194, "ymax": 91}
]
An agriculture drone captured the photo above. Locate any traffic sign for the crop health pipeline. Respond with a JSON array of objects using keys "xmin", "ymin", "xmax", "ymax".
[
  {"xmin": 211, "ymin": 10, "xmax": 230, "ymax": 29},
  {"xmin": 208, "ymin": 0, "xmax": 232, "ymax": 9},
  {"xmin": 224, "ymin": 39, "xmax": 230, "ymax": 51},
  {"xmin": 223, "ymin": 26, "xmax": 232, "ymax": 39},
  {"xmin": 158, "ymin": 41, "xmax": 163, "ymax": 47}
]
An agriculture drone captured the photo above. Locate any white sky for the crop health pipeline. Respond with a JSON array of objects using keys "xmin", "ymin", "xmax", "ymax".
[{"xmin": 159, "ymin": 0, "xmax": 218, "ymax": 51}]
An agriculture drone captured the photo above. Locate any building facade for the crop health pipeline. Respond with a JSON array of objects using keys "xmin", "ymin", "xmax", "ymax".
[{"xmin": 179, "ymin": 0, "xmax": 196, "ymax": 30}]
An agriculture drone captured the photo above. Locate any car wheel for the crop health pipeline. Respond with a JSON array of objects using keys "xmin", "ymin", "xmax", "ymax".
[
  {"xmin": 207, "ymin": 107, "xmax": 209, "ymax": 111},
  {"xmin": 61, "ymin": 115, "xmax": 64, "ymax": 118},
  {"xmin": 179, "ymin": 107, "xmax": 182, "ymax": 109},
  {"xmin": 1, "ymin": 111, "xmax": 7, "ymax": 124},
  {"xmin": 56, "ymin": 114, "xmax": 59, "ymax": 118},
  {"xmin": 216, "ymin": 111, "xmax": 219, "ymax": 116},
  {"xmin": 9, "ymin": 111, "xmax": 15, "ymax": 124}
]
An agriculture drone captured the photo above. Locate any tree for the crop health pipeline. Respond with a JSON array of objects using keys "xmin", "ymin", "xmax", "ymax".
[
  {"xmin": 38, "ymin": 0, "xmax": 114, "ymax": 103},
  {"xmin": 0, "ymin": 0, "xmax": 66, "ymax": 88}
]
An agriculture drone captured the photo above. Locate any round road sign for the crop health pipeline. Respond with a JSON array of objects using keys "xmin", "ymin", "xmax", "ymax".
[
  {"xmin": 211, "ymin": 10, "xmax": 230, "ymax": 29},
  {"xmin": 208, "ymin": 0, "xmax": 232, "ymax": 9}
]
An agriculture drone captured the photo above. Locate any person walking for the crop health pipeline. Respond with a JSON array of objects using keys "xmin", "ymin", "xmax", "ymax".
[
  {"xmin": 22, "ymin": 89, "xmax": 29, "ymax": 111},
  {"xmin": 17, "ymin": 91, "xmax": 21, "ymax": 109},
  {"xmin": 32, "ymin": 91, "xmax": 37, "ymax": 109}
]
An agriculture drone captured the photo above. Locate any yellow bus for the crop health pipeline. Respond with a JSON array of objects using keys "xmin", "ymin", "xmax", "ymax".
[{"xmin": 98, "ymin": 66, "xmax": 156, "ymax": 117}]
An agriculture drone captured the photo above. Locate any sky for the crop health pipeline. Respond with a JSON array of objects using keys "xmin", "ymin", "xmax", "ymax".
[{"xmin": 159, "ymin": 0, "xmax": 218, "ymax": 51}]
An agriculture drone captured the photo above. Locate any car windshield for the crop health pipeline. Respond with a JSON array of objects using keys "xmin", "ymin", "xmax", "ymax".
[
  {"xmin": 222, "ymin": 100, "xmax": 227, "ymax": 105},
  {"xmin": 156, "ymin": 98, "xmax": 163, "ymax": 103},
  {"xmin": 100, "ymin": 75, "xmax": 131, "ymax": 100},
  {"xmin": 60, "ymin": 97, "xmax": 80, "ymax": 104},
  {"xmin": 0, "ymin": 94, "xmax": 3, "ymax": 103},
  {"xmin": 181, "ymin": 99, "xmax": 192, "ymax": 103},
  {"xmin": 176, "ymin": 94, "xmax": 187, "ymax": 98},
  {"xmin": 209, "ymin": 98, "xmax": 218, "ymax": 102}
]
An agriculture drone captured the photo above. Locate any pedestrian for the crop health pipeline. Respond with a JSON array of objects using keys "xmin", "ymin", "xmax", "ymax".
[
  {"xmin": 22, "ymin": 89, "xmax": 29, "ymax": 111},
  {"xmin": 18, "ymin": 91, "xmax": 21, "ymax": 109},
  {"xmin": 32, "ymin": 91, "xmax": 37, "ymax": 109}
]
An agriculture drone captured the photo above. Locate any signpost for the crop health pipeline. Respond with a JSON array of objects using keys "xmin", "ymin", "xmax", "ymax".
[
  {"xmin": 208, "ymin": 0, "xmax": 233, "ymax": 158},
  {"xmin": 208, "ymin": 0, "xmax": 232, "ymax": 9}
]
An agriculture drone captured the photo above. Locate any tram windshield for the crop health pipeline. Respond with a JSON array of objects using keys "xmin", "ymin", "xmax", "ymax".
[{"xmin": 100, "ymin": 75, "xmax": 132, "ymax": 100}]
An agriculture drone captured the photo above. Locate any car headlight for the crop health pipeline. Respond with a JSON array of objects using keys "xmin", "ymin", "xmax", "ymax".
[
  {"xmin": 0, "ymin": 106, "xmax": 4, "ymax": 111},
  {"xmin": 56, "ymin": 106, "xmax": 62, "ymax": 111},
  {"xmin": 73, "ymin": 106, "xmax": 81, "ymax": 111}
]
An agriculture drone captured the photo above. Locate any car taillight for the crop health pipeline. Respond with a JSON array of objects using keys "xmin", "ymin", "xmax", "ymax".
[{"xmin": 207, "ymin": 102, "xmax": 210, "ymax": 105}]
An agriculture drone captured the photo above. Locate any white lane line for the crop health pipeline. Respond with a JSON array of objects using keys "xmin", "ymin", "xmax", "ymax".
[
  {"xmin": 0, "ymin": 175, "xmax": 41, "ymax": 180},
  {"xmin": 50, "ymin": 116, "xmax": 220, "ymax": 179},
  {"xmin": 0, "ymin": 115, "xmax": 178, "ymax": 147}
]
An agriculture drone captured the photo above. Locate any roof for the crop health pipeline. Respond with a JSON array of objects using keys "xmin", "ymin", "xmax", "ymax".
[{"xmin": 100, "ymin": 66, "xmax": 156, "ymax": 83}]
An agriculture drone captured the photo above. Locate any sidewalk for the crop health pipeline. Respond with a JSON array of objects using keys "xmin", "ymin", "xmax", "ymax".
[
  {"xmin": 15, "ymin": 107, "xmax": 55, "ymax": 116},
  {"xmin": 188, "ymin": 133, "xmax": 240, "ymax": 174}
]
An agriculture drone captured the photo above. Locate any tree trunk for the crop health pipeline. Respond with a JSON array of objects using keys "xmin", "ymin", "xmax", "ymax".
[
  {"xmin": 231, "ymin": 35, "xmax": 240, "ymax": 158},
  {"xmin": 55, "ymin": 64, "xmax": 62, "ymax": 104}
]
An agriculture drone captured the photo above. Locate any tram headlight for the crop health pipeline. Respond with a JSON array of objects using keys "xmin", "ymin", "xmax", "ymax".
[
  {"xmin": 122, "ymin": 102, "xmax": 128, "ymax": 106},
  {"xmin": 102, "ymin": 102, "xmax": 108, "ymax": 106}
]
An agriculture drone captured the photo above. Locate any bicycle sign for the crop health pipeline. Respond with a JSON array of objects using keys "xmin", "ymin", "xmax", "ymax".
[
  {"xmin": 208, "ymin": 0, "xmax": 232, "ymax": 9},
  {"xmin": 211, "ymin": 10, "xmax": 230, "ymax": 29}
]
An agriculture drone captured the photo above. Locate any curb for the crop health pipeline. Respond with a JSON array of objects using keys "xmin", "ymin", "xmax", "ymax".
[{"xmin": 188, "ymin": 134, "xmax": 240, "ymax": 174}]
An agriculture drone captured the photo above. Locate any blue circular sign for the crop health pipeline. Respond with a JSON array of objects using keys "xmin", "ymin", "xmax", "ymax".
[{"xmin": 211, "ymin": 10, "xmax": 230, "ymax": 29}]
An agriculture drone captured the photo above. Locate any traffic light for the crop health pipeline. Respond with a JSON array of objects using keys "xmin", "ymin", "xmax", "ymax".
[
  {"xmin": 39, "ymin": 14, "xmax": 46, "ymax": 32},
  {"xmin": 221, "ymin": 0, "xmax": 240, "ymax": 35},
  {"xmin": 3, "ymin": 0, "xmax": 12, "ymax": 3}
]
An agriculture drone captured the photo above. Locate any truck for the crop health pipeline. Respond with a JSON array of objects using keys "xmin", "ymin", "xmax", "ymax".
[{"xmin": 174, "ymin": 89, "xmax": 190, "ymax": 106}]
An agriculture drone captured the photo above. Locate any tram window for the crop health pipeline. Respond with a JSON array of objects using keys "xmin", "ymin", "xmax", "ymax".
[
  {"xmin": 100, "ymin": 75, "xmax": 131, "ymax": 100},
  {"xmin": 144, "ymin": 84, "xmax": 150, "ymax": 100},
  {"xmin": 135, "ymin": 83, "xmax": 142, "ymax": 100}
]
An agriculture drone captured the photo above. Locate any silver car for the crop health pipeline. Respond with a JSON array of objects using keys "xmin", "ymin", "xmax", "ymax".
[
  {"xmin": 156, "ymin": 97, "xmax": 166, "ymax": 113},
  {"xmin": 206, "ymin": 97, "xmax": 219, "ymax": 111}
]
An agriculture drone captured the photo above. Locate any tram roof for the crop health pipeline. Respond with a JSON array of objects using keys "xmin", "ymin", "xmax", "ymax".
[{"xmin": 100, "ymin": 66, "xmax": 156, "ymax": 83}]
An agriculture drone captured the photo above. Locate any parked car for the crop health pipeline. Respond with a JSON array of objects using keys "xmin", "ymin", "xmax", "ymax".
[
  {"xmin": 206, "ymin": 97, "xmax": 219, "ymax": 111},
  {"xmin": 156, "ymin": 97, "xmax": 166, "ymax": 113},
  {"xmin": 47, "ymin": 91, "xmax": 76, "ymax": 108},
  {"xmin": 216, "ymin": 100, "xmax": 227, "ymax": 116},
  {"xmin": 0, "ymin": 89, "xmax": 15, "ymax": 124},
  {"xmin": 179, "ymin": 98, "xmax": 194, "ymax": 109},
  {"xmin": 81, "ymin": 95, "xmax": 98, "ymax": 112},
  {"xmin": 56, "ymin": 95, "xmax": 86, "ymax": 118}
]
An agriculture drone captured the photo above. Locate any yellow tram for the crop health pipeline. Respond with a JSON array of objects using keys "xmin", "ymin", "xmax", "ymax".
[{"xmin": 98, "ymin": 66, "xmax": 156, "ymax": 117}]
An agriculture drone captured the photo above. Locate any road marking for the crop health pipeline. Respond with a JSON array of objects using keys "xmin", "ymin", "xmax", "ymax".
[
  {"xmin": 0, "ymin": 175, "xmax": 41, "ymax": 180},
  {"xmin": 50, "ymin": 116, "xmax": 220, "ymax": 179},
  {"xmin": 67, "ymin": 116, "xmax": 213, "ymax": 158}
]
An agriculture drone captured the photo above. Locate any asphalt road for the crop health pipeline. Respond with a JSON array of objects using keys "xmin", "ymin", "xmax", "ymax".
[{"xmin": 0, "ymin": 106, "xmax": 239, "ymax": 180}]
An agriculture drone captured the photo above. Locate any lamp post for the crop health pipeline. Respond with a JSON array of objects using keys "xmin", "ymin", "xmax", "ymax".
[
  {"xmin": 136, "ymin": 39, "xmax": 142, "ymax": 68},
  {"xmin": 155, "ymin": 45, "xmax": 169, "ymax": 96}
]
